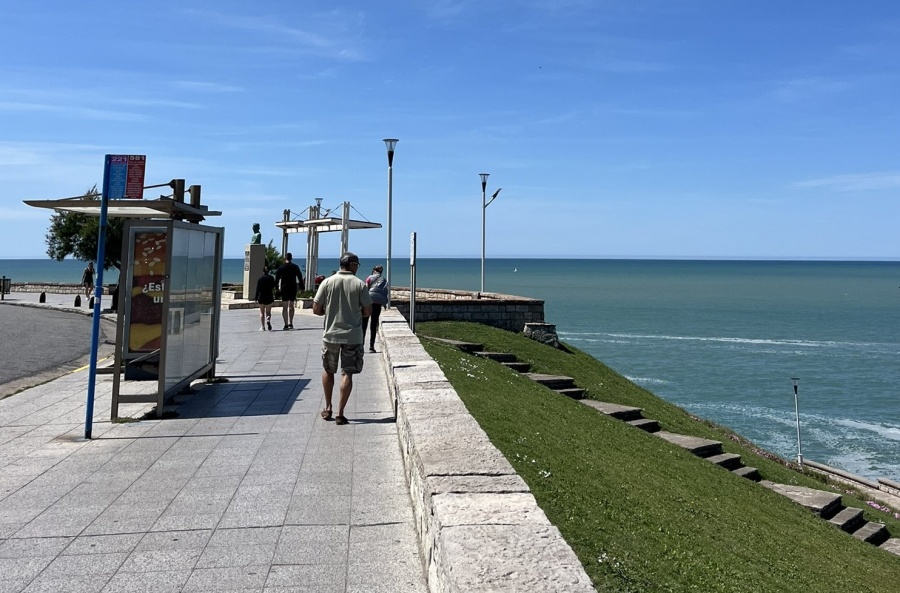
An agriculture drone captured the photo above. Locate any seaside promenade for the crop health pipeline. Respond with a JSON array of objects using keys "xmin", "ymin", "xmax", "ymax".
[{"xmin": 0, "ymin": 293, "xmax": 428, "ymax": 592}]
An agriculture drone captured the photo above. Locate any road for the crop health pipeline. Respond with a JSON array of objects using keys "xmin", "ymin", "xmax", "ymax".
[{"xmin": 0, "ymin": 303, "xmax": 114, "ymax": 398}]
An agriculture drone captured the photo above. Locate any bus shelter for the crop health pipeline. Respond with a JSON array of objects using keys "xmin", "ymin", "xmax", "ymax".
[
  {"xmin": 24, "ymin": 193, "xmax": 224, "ymax": 420},
  {"xmin": 111, "ymin": 219, "xmax": 224, "ymax": 418}
]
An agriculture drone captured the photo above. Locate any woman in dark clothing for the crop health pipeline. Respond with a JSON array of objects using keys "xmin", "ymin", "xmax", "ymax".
[
  {"xmin": 254, "ymin": 267, "xmax": 276, "ymax": 331},
  {"xmin": 362, "ymin": 265, "xmax": 390, "ymax": 352}
]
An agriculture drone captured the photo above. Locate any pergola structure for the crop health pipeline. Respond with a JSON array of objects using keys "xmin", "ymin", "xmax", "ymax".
[{"xmin": 274, "ymin": 201, "xmax": 381, "ymax": 290}]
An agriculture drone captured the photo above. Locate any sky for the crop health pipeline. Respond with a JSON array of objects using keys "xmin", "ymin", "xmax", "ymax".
[{"xmin": 1, "ymin": 1, "xmax": 899, "ymax": 260}]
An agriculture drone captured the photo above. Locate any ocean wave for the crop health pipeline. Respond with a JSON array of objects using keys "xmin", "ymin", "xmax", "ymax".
[
  {"xmin": 625, "ymin": 376, "xmax": 670, "ymax": 385},
  {"xmin": 833, "ymin": 418, "xmax": 900, "ymax": 442},
  {"xmin": 682, "ymin": 401, "xmax": 900, "ymax": 480},
  {"xmin": 560, "ymin": 331, "xmax": 892, "ymax": 351}
]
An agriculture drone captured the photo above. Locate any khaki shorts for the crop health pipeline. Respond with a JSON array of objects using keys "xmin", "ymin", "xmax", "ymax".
[{"xmin": 322, "ymin": 342, "xmax": 365, "ymax": 375}]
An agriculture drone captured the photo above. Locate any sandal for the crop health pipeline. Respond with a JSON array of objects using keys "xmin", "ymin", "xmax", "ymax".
[
  {"xmin": 320, "ymin": 409, "xmax": 332, "ymax": 420},
  {"xmin": 335, "ymin": 415, "xmax": 348, "ymax": 425}
]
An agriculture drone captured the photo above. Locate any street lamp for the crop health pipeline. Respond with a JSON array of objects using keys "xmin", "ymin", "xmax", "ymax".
[
  {"xmin": 480, "ymin": 173, "xmax": 502, "ymax": 293},
  {"xmin": 791, "ymin": 378, "xmax": 803, "ymax": 467},
  {"xmin": 383, "ymin": 139, "xmax": 398, "ymax": 307}
]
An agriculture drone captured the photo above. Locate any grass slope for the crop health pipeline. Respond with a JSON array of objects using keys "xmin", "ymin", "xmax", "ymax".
[{"xmin": 418, "ymin": 321, "xmax": 900, "ymax": 592}]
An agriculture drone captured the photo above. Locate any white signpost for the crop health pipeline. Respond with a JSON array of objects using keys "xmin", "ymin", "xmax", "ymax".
[{"xmin": 409, "ymin": 232, "xmax": 417, "ymax": 333}]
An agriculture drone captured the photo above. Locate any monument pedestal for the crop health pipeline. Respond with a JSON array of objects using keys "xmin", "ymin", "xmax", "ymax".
[{"xmin": 243, "ymin": 243, "xmax": 265, "ymax": 300}]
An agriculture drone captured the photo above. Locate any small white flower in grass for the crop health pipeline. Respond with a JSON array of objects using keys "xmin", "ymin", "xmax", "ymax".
[{"xmin": 539, "ymin": 469, "xmax": 551, "ymax": 478}]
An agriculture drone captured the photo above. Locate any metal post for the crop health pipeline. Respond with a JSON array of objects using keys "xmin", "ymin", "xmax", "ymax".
[
  {"xmin": 410, "ymin": 232, "xmax": 416, "ymax": 333},
  {"xmin": 479, "ymin": 173, "xmax": 489, "ymax": 294},
  {"xmin": 383, "ymin": 139, "xmax": 398, "ymax": 307},
  {"xmin": 86, "ymin": 157, "xmax": 114, "ymax": 439},
  {"xmin": 791, "ymin": 378, "xmax": 803, "ymax": 467}
]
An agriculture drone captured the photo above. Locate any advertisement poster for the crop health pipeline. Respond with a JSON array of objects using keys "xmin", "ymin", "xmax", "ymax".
[{"xmin": 129, "ymin": 231, "xmax": 167, "ymax": 352}]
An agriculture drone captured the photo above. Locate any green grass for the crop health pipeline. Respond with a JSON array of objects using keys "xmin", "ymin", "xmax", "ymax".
[{"xmin": 418, "ymin": 321, "xmax": 900, "ymax": 592}]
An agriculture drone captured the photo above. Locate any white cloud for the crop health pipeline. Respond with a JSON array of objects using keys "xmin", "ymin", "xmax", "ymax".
[
  {"xmin": 174, "ymin": 81, "xmax": 243, "ymax": 93},
  {"xmin": 190, "ymin": 8, "xmax": 367, "ymax": 61},
  {"xmin": 0, "ymin": 101, "xmax": 147, "ymax": 122},
  {"xmin": 792, "ymin": 172, "xmax": 900, "ymax": 192}
]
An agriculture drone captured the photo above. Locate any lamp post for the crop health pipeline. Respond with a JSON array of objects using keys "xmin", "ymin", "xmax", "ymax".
[
  {"xmin": 384, "ymin": 138, "xmax": 400, "ymax": 308},
  {"xmin": 791, "ymin": 378, "xmax": 803, "ymax": 467},
  {"xmin": 480, "ymin": 173, "xmax": 502, "ymax": 294},
  {"xmin": 383, "ymin": 139, "xmax": 398, "ymax": 307}
]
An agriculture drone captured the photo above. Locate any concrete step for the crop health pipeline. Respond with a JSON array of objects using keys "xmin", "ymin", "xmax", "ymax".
[
  {"xmin": 731, "ymin": 466, "xmax": 761, "ymax": 481},
  {"xmin": 554, "ymin": 388, "xmax": 585, "ymax": 400},
  {"xmin": 523, "ymin": 373, "xmax": 577, "ymax": 390},
  {"xmin": 705, "ymin": 452, "xmax": 742, "ymax": 470},
  {"xmin": 502, "ymin": 361, "xmax": 531, "ymax": 373},
  {"xmin": 580, "ymin": 400, "xmax": 644, "ymax": 421},
  {"xmin": 826, "ymin": 507, "xmax": 865, "ymax": 533},
  {"xmin": 759, "ymin": 481, "xmax": 843, "ymax": 517},
  {"xmin": 655, "ymin": 431, "xmax": 723, "ymax": 458},
  {"xmin": 852, "ymin": 521, "xmax": 889, "ymax": 545},
  {"xmin": 880, "ymin": 538, "xmax": 900, "ymax": 557},
  {"xmin": 427, "ymin": 337, "xmax": 484, "ymax": 353},
  {"xmin": 475, "ymin": 351, "xmax": 518, "ymax": 363},
  {"xmin": 627, "ymin": 418, "xmax": 660, "ymax": 432}
]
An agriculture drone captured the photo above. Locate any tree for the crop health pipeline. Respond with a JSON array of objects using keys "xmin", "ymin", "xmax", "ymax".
[
  {"xmin": 45, "ymin": 185, "xmax": 125, "ymax": 270},
  {"xmin": 264, "ymin": 240, "xmax": 284, "ymax": 273}
]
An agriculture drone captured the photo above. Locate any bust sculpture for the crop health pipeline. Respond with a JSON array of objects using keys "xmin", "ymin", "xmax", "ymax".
[{"xmin": 250, "ymin": 223, "xmax": 262, "ymax": 245}]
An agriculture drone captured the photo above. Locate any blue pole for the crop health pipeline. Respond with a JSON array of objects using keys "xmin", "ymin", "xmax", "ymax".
[{"xmin": 84, "ymin": 155, "xmax": 113, "ymax": 439}]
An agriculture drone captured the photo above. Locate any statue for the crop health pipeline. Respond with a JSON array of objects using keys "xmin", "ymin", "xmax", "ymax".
[{"xmin": 250, "ymin": 223, "xmax": 262, "ymax": 245}]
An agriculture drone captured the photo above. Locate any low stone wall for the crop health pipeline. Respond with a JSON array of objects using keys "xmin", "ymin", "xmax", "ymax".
[
  {"xmin": 377, "ymin": 308, "xmax": 594, "ymax": 592},
  {"xmin": 11, "ymin": 282, "xmax": 111, "ymax": 295},
  {"xmin": 390, "ymin": 287, "xmax": 544, "ymax": 333}
]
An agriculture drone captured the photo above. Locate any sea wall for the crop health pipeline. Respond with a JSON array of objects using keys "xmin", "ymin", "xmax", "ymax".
[
  {"xmin": 377, "ymin": 308, "xmax": 594, "ymax": 592},
  {"xmin": 10, "ymin": 282, "xmax": 111, "ymax": 295},
  {"xmin": 390, "ymin": 287, "xmax": 544, "ymax": 333}
]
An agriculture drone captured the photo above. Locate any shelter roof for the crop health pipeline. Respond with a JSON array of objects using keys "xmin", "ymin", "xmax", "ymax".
[{"xmin": 23, "ymin": 198, "xmax": 221, "ymax": 223}]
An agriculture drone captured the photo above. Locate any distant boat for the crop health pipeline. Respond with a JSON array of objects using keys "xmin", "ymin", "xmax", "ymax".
[{"xmin": 513, "ymin": 267, "xmax": 518, "ymax": 272}]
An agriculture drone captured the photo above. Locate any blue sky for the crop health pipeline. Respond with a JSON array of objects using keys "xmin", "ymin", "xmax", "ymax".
[{"xmin": 1, "ymin": 1, "xmax": 899, "ymax": 260}]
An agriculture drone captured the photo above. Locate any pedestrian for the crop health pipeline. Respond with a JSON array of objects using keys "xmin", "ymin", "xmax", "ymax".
[
  {"xmin": 312, "ymin": 252, "xmax": 372, "ymax": 425},
  {"xmin": 81, "ymin": 262, "xmax": 95, "ymax": 297},
  {"xmin": 362, "ymin": 264, "xmax": 389, "ymax": 353},
  {"xmin": 254, "ymin": 266, "xmax": 276, "ymax": 331},
  {"xmin": 275, "ymin": 252, "xmax": 304, "ymax": 330}
]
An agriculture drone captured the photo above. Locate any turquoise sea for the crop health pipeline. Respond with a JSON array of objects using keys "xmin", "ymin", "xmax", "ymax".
[{"xmin": 3, "ymin": 257, "xmax": 899, "ymax": 481}]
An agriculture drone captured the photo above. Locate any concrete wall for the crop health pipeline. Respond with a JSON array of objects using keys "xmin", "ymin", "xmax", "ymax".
[
  {"xmin": 377, "ymin": 308, "xmax": 595, "ymax": 592},
  {"xmin": 11, "ymin": 282, "xmax": 111, "ymax": 294},
  {"xmin": 390, "ymin": 288, "xmax": 544, "ymax": 333}
]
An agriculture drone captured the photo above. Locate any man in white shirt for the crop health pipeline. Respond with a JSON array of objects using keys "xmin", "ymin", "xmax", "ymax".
[{"xmin": 312, "ymin": 252, "xmax": 372, "ymax": 425}]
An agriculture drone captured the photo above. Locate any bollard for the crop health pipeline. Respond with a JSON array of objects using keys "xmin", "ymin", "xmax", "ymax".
[
  {"xmin": 39, "ymin": 291, "xmax": 46, "ymax": 303},
  {"xmin": 74, "ymin": 295, "xmax": 81, "ymax": 307},
  {"xmin": 89, "ymin": 296, "xmax": 95, "ymax": 309}
]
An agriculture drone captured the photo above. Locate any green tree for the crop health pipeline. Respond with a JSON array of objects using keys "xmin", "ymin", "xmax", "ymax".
[
  {"xmin": 45, "ymin": 185, "xmax": 125, "ymax": 270},
  {"xmin": 264, "ymin": 240, "xmax": 284, "ymax": 273}
]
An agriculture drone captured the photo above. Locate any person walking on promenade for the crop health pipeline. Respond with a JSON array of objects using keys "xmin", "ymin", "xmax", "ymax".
[
  {"xmin": 275, "ymin": 252, "xmax": 304, "ymax": 330},
  {"xmin": 362, "ymin": 264, "xmax": 389, "ymax": 353},
  {"xmin": 254, "ymin": 266, "xmax": 276, "ymax": 331},
  {"xmin": 312, "ymin": 252, "xmax": 372, "ymax": 426},
  {"xmin": 81, "ymin": 262, "xmax": 95, "ymax": 297}
]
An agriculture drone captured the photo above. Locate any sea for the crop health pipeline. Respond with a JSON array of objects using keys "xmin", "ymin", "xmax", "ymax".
[{"xmin": 3, "ymin": 257, "xmax": 899, "ymax": 481}]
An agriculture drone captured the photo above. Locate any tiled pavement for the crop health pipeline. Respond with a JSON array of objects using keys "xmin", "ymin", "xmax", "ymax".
[{"xmin": 0, "ymin": 294, "xmax": 427, "ymax": 593}]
